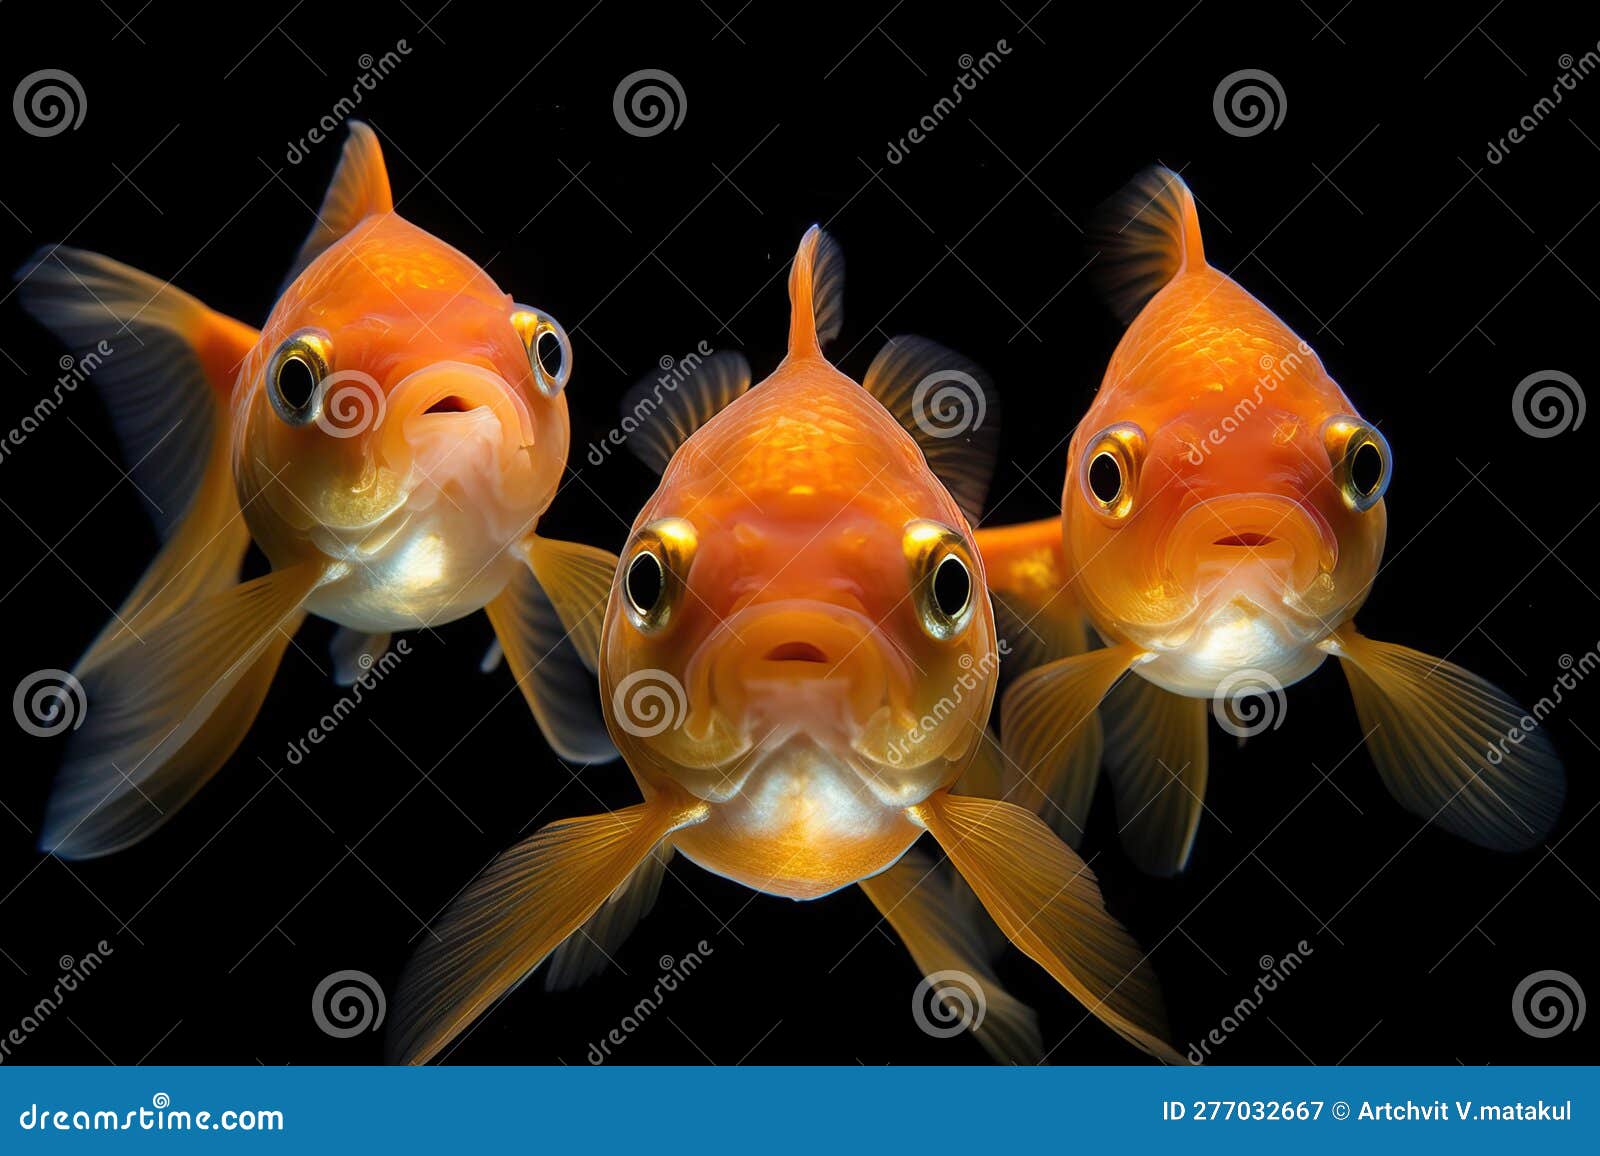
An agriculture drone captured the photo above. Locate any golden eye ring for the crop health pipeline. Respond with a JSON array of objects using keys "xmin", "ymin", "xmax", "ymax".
[
  {"xmin": 1078, "ymin": 422, "xmax": 1146, "ymax": 523},
  {"xmin": 265, "ymin": 329, "xmax": 334, "ymax": 426},
  {"xmin": 1322, "ymin": 415, "xmax": 1391, "ymax": 512},
  {"xmin": 622, "ymin": 517, "xmax": 698, "ymax": 634},
  {"xmin": 511, "ymin": 305, "xmax": 573, "ymax": 398},
  {"xmin": 904, "ymin": 520, "xmax": 977, "ymax": 642}
]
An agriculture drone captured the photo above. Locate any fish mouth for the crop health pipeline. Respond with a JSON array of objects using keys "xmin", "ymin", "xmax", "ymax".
[
  {"xmin": 1164, "ymin": 493, "xmax": 1337, "ymax": 604},
  {"xmin": 379, "ymin": 360, "xmax": 537, "ymax": 471}
]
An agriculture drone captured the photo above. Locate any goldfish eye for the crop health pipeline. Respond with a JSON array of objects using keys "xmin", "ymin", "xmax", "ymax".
[
  {"xmin": 622, "ymin": 517, "xmax": 698, "ymax": 634},
  {"xmin": 904, "ymin": 520, "xmax": 976, "ymax": 641},
  {"xmin": 1323, "ymin": 416, "xmax": 1391, "ymax": 512},
  {"xmin": 511, "ymin": 305, "xmax": 573, "ymax": 398},
  {"xmin": 1078, "ymin": 422, "xmax": 1145, "ymax": 522},
  {"xmin": 266, "ymin": 329, "xmax": 333, "ymax": 426}
]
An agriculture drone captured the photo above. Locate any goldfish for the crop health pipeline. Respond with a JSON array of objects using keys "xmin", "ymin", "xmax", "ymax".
[
  {"xmin": 977, "ymin": 167, "xmax": 1565, "ymax": 876},
  {"xmin": 16, "ymin": 122, "xmax": 620, "ymax": 859},
  {"xmin": 387, "ymin": 227, "xmax": 1181, "ymax": 1065}
]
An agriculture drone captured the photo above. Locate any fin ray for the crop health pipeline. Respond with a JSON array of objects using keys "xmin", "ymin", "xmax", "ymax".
[
  {"xmin": 1090, "ymin": 166, "xmax": 1207, "ymax": 323},
  {"xmin": 619, "ymin": 351, "xmax": 751, "ymax": 474},
  {"xmin": 1101, "ymin": 677, "xmax": 1208, "ymax": 875},
  {"xmin": 282, "ymin": 121, "xmax": 393, "ymax": 291}
]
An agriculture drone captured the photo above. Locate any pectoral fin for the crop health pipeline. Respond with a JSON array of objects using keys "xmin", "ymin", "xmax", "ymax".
[
  {"xmin": 913, "ymin": 792, "xmax": 1182, "ymax": 1063},
  {"xmin": 330, "ymin": 628, "xmax": 391, "ymax": 686},
  {"xmin": 1326, "ymin": 628, "xmax": 1565, "ymax": 850},
  {"xmin": 516, "ymin": 534, "xmax": 620, "ymax": 673},
  {"xmin": 40, "ymin": 561, "xmax": 323, "ymax": 858},
  {"xmin": 544, "ymin": 844, "xmax": 674, "ymax": 991},
  {"xmin": 859, "ymin": 847, "xmax": 1042, "ymax": 1064},
  {"xmin": 389, "ymin": 797, "xmax": 705, "ymax": 1065},
  {"xmin": 999, "ymin": 643, "xmax": 1144, "ymax": 845},
  {"xmin": 1101, "ymin": 676, "xmax": 1209, "ymax": 875},
  {"xmin": 484, "ymin": 564, "xmax": 616, "ymax": 763}
]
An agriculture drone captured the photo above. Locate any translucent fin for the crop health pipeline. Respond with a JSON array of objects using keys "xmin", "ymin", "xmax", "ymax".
[
  {"xmin": 785, "ymin": 224, "xmax": 845, "ymax": 359},
  {"xmin": 620, "ymin": 350, "xmax": 751, "ymax": 474},
  {"xmin": 1101, "ymin": 676, "xmax": 1208, "ymax": 876},
  {"xmin": 916, "ymin": 792, "xmax": 1182, "ymax": 1062},
  {"xmin": 282, "ymin": 120, "xmax": 393, "ymax": 291},
  {"xmin": 1328, "ymin": 629, "xmax": 1565, "ymax": 851},
  {"xmin": 479, "ymin": 638, "xmax": 504, "ymax": 674},
  {"xmin": 517, "ymin": 535, "xmax": 620, "ymax": 673},
  {"xmin": 388, "ymin": 798, "xmax": 699, "ymax": 1064},
  {"xmin": 1090, "ymin": 166, "xmax": 1207, "ymax": 323},
  {"xmin": 859, "ymin": 847, "xmax": 1042, "ymax": 1065},
  {"xmin": 483, "ymin": 565, "xmax": 617, "ymax": 764},
  {"xmin": 40, "ymin": 561, "xmax": 322, "ymax": 858},
  {"xmin": 999, "ymin": 643, "xmax": 1144, "ymax": 846},
  {"xmin": 330, "ymin": 628, "xmax": 391, "ymax": 687},
  {"xmin": 863, "ymin": 336, "xmax": 998, "ymax": 526},
  {"xmin": 544, "ymin": 844, "xmax": 674, "ymax": 991}
]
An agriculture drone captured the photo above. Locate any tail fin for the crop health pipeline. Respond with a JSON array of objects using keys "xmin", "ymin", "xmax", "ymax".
[
  {"xmin": 784, "ymin": 225, "xmax": 845, "ymax": 360},
  {"xmin": 1090, "ymin": 166, "xmax": 1208, "ymax": 324}
]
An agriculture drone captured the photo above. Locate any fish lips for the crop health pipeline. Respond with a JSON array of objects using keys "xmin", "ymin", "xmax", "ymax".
[
  {"xmin": 1162, "ymin": 492, "xmax": 1338, "ymax": 608},
  {"xmin": 378, "ymin": 360, "xmax": 537, "ymax": 472}
]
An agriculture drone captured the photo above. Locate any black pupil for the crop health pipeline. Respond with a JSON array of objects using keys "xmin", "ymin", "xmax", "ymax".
[
  {"xmin": 276, "ymin": 354, "xmax": 318, "ymax": 411},
  {"xmin": 627, "ymin": 551, "xmax": 664, "ymax": 614},
  {"xmin": 932, "ymin": 556, "xmax": 970, "ymax": 619},
  {"xmin": 1088, "ymin": 451, "xmax": 1123, "ymax": 504},
  {"xmin": 1351, "ymin": 441, "xmax": 1383, "ymax": 496},
  {"xmin": 534, "ymin": 330, "xmax": 564, "ymax": 379}
]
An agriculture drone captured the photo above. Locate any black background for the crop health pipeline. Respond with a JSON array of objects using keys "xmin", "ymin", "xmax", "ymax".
[{"xmin": 0, "ymin": 0, "xmax": 1596, "ymax": 1066}]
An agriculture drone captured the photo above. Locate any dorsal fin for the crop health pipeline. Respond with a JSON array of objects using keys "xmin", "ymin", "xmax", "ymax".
[
  {"xmin": 863, "ymin": 335, "xmax": 998, "ymax": 526},
  {"xmin": 281, "ymin": 121, "xmax": 394, "ymax": 292},
  {"xmin": 784, "ymin": 225, "xmax": 845, "ymax": 359},
  {"xmin": 621, "ymin": 350, "xmax": 752, "ymax": 474},
  {"xmin": 1089, "ymin": 166, "xmax": 1207, "ymax": 324}
]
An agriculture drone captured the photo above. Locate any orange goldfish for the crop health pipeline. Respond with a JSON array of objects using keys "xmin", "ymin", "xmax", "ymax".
[
  {"xmin": 978, "ymin": 168, "xmax": 1564, "ymax": 875},
  {"xmin": 16, "ymin": 122, "xmax": 619, "ymax": 859},
  {"xmin": 388, "ymin": 228, "xmax": 1180, "ymax": 1065}
]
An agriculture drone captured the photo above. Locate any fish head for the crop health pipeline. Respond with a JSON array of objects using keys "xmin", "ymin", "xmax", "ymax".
[
  {"xmin": 234, "ymin": 216, "xmax": 572, "ymax": 628},
  {"xmin": 1063, "ymin": 340, "xmax": 1389, "ymax": 693}
]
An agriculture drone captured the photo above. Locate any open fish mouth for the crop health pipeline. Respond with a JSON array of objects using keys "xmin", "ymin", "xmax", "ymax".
[
  {"xmin": 1163, "ymin": 492, "xmax": 1337, "ymax": 604},
  {"xmin": 378, "ymin": 360, "xmax": 537, "ymax": 476}
]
